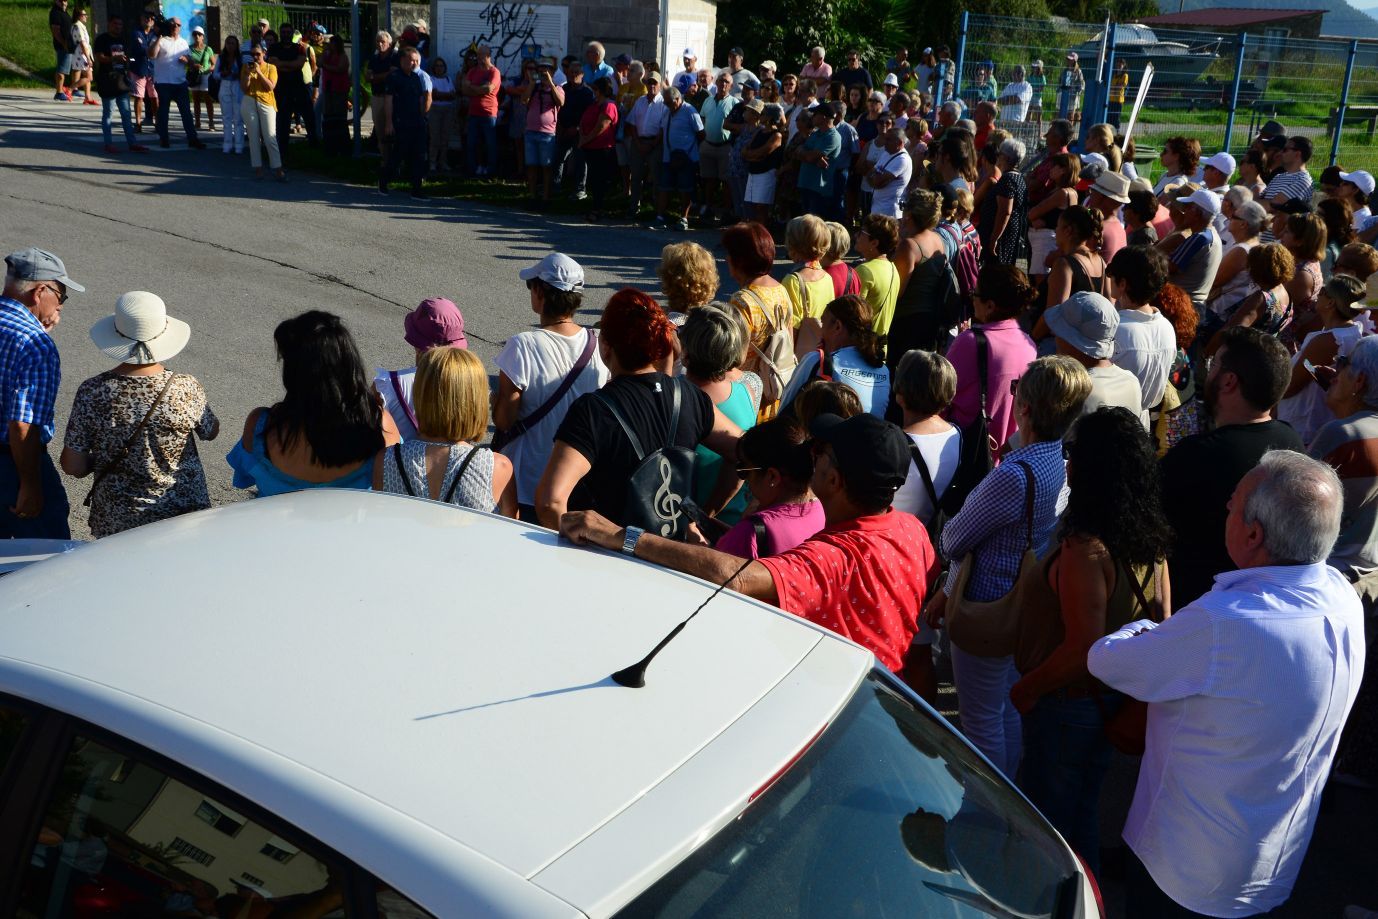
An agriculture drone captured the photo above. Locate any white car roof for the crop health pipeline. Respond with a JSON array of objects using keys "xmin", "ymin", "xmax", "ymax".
[{"xmin": 0, "ymin": 491, "xmax": 872, "ymax": 914}]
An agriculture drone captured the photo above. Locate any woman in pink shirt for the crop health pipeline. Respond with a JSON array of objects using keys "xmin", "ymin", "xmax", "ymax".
[
  {"xmin": 462, "ymin": 43, "xmax": 502, "ymax": 176},
  {"xmin": 716, "ymin": 419, "xmax": 825, "ymax": 559},
  {"xmin": 945, "ymin": 264, "xmax": 1038, "ymax": 457}
]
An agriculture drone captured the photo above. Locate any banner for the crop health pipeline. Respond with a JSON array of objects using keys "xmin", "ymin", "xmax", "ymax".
[{"xmin": 1122, "ymin": 61, "xmax": 1154, "ymax": 148}]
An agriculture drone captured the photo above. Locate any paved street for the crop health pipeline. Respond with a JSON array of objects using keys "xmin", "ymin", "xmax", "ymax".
[
  {"xmin": 0, "ymin": 88, "xmax": 701, "ymax": 537},
  {"xmin": 3, "ymin": 87, "xmax": 1377, "ymax": 917}
]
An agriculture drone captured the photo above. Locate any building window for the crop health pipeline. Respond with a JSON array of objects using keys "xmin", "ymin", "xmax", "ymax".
[
  {"xmin": 241, "ymin": 872, "xmax": 265, "ymax": 887},
  {"xmin": 195, "ymin": 800, "xmax": 245, "ymax": 836},
  {"xmin": 169, "ymin": 836, "xmax": 215, "ymax": 866},
  {"xmin": 260, "ymin": 842, "xmax": 296, "ymax": 863}
]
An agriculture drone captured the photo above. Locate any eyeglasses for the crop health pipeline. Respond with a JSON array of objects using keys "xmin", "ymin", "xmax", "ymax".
[
  {"xmin": 40, "ymin": 283, "xmax": 67, "ymax": 305},
  {"xmin": 735, "ymin": 465, "xmax": 763, "ymax": 478}
]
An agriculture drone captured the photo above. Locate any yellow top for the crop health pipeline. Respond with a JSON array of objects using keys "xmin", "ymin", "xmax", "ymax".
[
  {"xmin": 782, "ymin": 268, "xmax": 836, "ymax": 328},
  {"xmin": 857, "ymin": 256, "xmax": 901, "ymax": 338},
  {"xmin": 243, "ymin": 62, "xmax": 278, "ymax": 108},
  {"xmin": 1110, "ymin": 70, "xmax": 1129, "ymax": 105}
]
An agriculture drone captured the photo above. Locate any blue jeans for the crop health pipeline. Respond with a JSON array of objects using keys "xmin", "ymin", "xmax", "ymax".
[
  {"xmin": 0, "ymin": 450, "xmax": 70, "ymax": 539},
  {"xmin": 1019, "ymin": 691, "xmax": 1114, "ymax": 874},
  {"xmin": 154, "ymin": 81, "xmax": 197, "ymax": 143},
  {"xmin": 101, "ymin": 93, "xmax": 135, "ymax": 146},
  {"xmin": 799, "ymin": 188, "xmax": 831, "ymax": 219},
  {"xmin": 467, "ymin": 115, "xmax": 498, "ymax": 174}
]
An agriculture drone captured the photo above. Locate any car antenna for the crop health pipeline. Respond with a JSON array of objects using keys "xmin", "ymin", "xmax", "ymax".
[{"xmin": 611, "ymin": 556, "xmax": 756, "ymax": 688}]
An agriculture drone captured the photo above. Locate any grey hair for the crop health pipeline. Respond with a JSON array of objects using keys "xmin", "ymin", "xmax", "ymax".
[
  {"xmin": 811, "ymin": 45, "xmax": 826, "ymax": 59},
  {"xmin": 1234, "ymin": 200, "xmax": 1269, "ymax": 236},
  {"xmin": 956, "ymin": 118, "xmax": 977, "ymax": 133},
  {"xmin": 998, "ymin": 138, "xmax": 1027, "ymax": 164},
  {"xmin": 374, "ymin": 29, "xmax": 393, "ymax": 45},
  {"xmin": 661, "ymin": 86, "xmax": 682, "ymax": 104},
  {"xmin": 1224, "ymin": 185, "xmax": 1253, "ymax": 210},
  {"xmin": 940, "ymin": 101, "xmax": 962, "ymax": 118},
  {"xmin": 1, "ymin": 274, "xmax": 40, "ymax": 298},
  {"xmin": 586, "ymin": 40, "xmax": 605, "ymax": 60},
  {"xmin": 1242, "ymin": 450, "xmax": 1343, "ymax": 564},
  {"xmin": 762, "ymin": 102, "xmax": 784, "ymax": 126},
  {"xmin": 1346, "ymin": 335, "xmax": 1378, "ymax": 408},
  {"xmin": 680, "ymin": 304, "xmax": 747, "ymax": 379},
  {"xmin": 628, "ymin": 60, "xmax": 645, "ymax": 79}
]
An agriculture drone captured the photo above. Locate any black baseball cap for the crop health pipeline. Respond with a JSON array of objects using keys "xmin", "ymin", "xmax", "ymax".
[
  {"xmin": 1274, "ymin": 197, "xmax": 1313, "ymax": 216},
  {"xmin": 808, "ymin": 413, "xmax": 910, "ymax": 499}
]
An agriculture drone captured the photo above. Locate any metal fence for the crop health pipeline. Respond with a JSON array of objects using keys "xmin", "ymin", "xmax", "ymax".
[
  {"xmin": 241, "ymin": 2, "xmax": 377, "ymax": 42},
  {"xmin": 957, "ymin": 12, "xmax": 1377, "ymax": 179}
]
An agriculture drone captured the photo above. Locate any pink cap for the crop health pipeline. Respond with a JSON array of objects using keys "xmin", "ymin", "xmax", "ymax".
[{"xmin": 404, "ymin": 298, "xmax": 468, "ymax": 350}]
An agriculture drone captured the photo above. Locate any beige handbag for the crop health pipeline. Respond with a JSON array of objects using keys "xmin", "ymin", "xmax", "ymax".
[{"xmin": 946, "ymin": 460, "xmax": 1036, "ymax": 658}]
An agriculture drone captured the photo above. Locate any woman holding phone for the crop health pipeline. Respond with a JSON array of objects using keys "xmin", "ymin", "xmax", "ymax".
[{"xmin": 240, "ymin": 43, "xmax": 285, "ymax": 181}]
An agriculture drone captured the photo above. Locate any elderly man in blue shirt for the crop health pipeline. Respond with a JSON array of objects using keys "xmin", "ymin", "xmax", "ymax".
[
  {"xmin": 1090, "ymin": 450, "xmax": 1364, "ymax": 919},
  {"xmin": 0, "ymin": 247, "xmax": 82, "ymax": 538},
  {"xmin": 653, "ymin": 87, "xmax": 704, "ymax": 231}
]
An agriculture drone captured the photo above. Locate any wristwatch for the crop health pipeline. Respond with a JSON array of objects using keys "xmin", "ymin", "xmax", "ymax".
[{"xmin": 622, "ymin": 526, "xmax": 645, "ymax": 556}]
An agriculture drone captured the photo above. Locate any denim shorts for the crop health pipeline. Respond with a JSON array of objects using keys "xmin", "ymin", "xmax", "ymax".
[
  {"xmin": 524, "ymin": 130, "xmax": 556, "ymax": 166},
  {"xmin": 56, "ymin": 49, "xmax": 75, "ymax": 74},
  {"xmin": 658, "ymin": 153, "xmax": 697, "ymax": 193}
]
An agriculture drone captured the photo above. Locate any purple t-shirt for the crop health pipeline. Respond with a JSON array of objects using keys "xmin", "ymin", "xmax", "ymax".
[{"xmin": 716, "ymin": 500, "xmax": 826, "ymax": 559}]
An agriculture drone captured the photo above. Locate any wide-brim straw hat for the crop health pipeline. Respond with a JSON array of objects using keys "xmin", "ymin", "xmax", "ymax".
[{"xmin": 90, "ymin": 290, "xmax": 191, "ymax": 364}]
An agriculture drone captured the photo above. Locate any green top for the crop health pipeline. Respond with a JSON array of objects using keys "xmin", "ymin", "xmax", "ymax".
[
  {"xmin": 857, "ymin": 256, "xmax": 901, "ymax": 339},
  {"xmin": 694, "ymin": 381, "xmax": 758, "ymax": 525}
]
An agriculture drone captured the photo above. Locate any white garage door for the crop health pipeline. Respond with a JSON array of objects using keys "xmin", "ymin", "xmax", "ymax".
[{"xmin": 436, "ymin": 1, "xmax": 570, "ymax": 77}]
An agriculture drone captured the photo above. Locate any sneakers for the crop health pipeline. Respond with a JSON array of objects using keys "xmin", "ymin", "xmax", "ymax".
[
  {"xmin": 102, "ymin": 144, "xmax": 119, "ymax": 154},
  {"xmin": 72, "ymin": 89, "xmax": 84, "ymax": 98},
  {"xmin": 572, "ymin": 190, "xmax": 588, "ymax": 201},
  {"xmin": 650, "ymin": 214, "xmax": 669, "ymax": 230},
  {"xmin": 83, "ymin": 98, "xmax": 97, "ymax": 106},
  {"xmin": 53, "ymin": 91, "xmax": 71, "ymax": 101},
  {"xmin": 129, "ymin": 144, "xmax": 149, "ymax": 153},
  {"xmin": 189, "ymin": 139, "xmax": 207, "ymax": 150}
]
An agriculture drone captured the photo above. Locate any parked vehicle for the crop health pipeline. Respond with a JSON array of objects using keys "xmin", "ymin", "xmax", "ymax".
[{"xmin": 0, "ymin": 490, "xmax": 1101, "ymax": 917}]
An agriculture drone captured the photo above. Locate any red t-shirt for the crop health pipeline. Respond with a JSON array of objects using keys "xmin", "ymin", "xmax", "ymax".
[
  {"xmin": 579, "ymin": 99, "xmax": 619, "ymax": 150},
  {"xmin": 759, "ymin": 509, "xmax": 937, "ymax": 671},
  {"xmin": 465, "ymin": 64, "xmax": 501, "ymax": 117}
]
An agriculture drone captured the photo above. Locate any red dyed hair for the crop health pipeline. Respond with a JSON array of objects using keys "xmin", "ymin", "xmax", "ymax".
[
  {"xmin": 720, "ymin": 221, "xmax": 776, "ymax": 277},
  {"xmin": 599, "ymin": 288, "xmax": 675, "ymax": 369},
  {"xmin": 1154, "ymin": 282, "xmax": 1198, "ymax": 352}
]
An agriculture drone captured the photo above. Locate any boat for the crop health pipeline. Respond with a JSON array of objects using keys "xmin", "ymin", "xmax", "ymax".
[{"xmin": 1074, "ymin": 24, "xmax": 1222, "ymax": 86}]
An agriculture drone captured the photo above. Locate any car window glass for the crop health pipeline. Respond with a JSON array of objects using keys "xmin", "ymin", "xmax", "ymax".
[
  {"xmin": 0, "ymin": 704, "xmax": 28, "ymax": 776},
  {"xmin": 617, "ymin": 673, "xmax": 1079, "ymax": 918},
  {"xmin": 375, "ymin": 885, "xmax": 437, "ymax": 917},
  {"xmin": 16, "ymin": 734, "xmax": 346, "ymax": 918}
]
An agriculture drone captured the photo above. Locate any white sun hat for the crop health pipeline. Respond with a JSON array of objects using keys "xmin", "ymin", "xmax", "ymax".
[{"xmin": 90, "ymin": 291, "xmax": 191, "ymax": 364}]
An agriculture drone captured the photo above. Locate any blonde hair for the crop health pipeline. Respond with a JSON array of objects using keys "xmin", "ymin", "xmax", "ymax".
[
  {"xmin": 952, "ymin": 187, "xmax": 975, "ymax": 221},
  {"xmin": 785, "ymin": 214, "xmax": 830, "ymax": 262},
  {"xmin": 895, "ymin": 350, "xmax": 957, "ymax": 417},
  {"xmin": 823, "ymin": 221, "xmax": 851, "ymax": 266},
  {"xmin": 413, "ymin": 347, "xmax": 489, "ymax": 443},
  {"xmin": 657, "ymin": 242, "xmax": 719, "ymax": 311},
  {"xmin": 1017, "ymin": 355, "xmax": 1092, "ymax": 440}
]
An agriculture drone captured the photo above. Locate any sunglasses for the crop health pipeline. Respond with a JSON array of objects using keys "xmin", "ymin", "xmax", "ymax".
[{"xmin": 41, "ymin": 283, "xmax": 68, "ymax": 305}]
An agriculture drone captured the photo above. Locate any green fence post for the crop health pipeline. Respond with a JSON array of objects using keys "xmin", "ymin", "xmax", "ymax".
[
  {"xmin": 1222, "ymin": 35, "xmax": 1246, "ymax": 156},
  {"xmin": 351, "ymin": 0, "xmax": 362, "ymax": 157},
  {"xmin": 1331, "ymin": 39, "xmax": 1359, "ymax": 167}
]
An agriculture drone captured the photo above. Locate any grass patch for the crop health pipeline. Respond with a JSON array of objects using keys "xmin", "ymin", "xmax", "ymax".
[{"xmin": 0, "ymin": 0, "xmax": 57, "ymax": 86}]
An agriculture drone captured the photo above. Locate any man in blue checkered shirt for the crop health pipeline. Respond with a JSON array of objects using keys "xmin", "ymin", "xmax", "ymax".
[{"xmin": 1, "ymin": 247, "xmax": 82, "ymax": 538}]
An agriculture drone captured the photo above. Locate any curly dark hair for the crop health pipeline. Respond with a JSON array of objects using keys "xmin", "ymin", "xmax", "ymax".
[{"xmin": 1062, "ymin": 407, "xmax": 1173, "ymax": 569}]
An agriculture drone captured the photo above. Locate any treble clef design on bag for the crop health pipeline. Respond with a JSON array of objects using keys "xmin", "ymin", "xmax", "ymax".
[{"xmin": 654, "ymin": 455, "xmax": 683, "ymax": 536}]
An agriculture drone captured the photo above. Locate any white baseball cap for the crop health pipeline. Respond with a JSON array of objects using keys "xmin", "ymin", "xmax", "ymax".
[
  {"xmin": 191, "ymin": 25, "xmax": 204, "ymax": 34},
  {"xmin": 1341, "ymin": 170, "xmax": 1376, "ymax": 196},
  {"xmin": 1079, "ymin": 152, "xmax": 1109, "ymax": 170},
  {"xmin": 1177, "ymin": 187, "xmax": 1222, "ymax": 217},
  {"xmin": 682, "ymin": 48, "xmax": 696, "ymax": 59},
  {"xmin": 519, "ymin": 253, "xmax": 584, "ymax": 292},
  {"xmin": 1203, "ymin": 152, "xmax": 1236, "ymax": 177}
]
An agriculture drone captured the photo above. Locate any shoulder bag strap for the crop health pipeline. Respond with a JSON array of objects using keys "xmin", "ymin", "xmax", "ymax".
[
  {"xmin": 84, "ymin": 373, "xmax": 179, "ymax": 508},
  {"xmin": 907, "ymin": 441, "xmax": 940, "ymax": 509},
  {"xmin": 392, "ymin": 443, "xmax": 417, "ymax": 497},
  {"xmin": 442, "ymin": 444, "xmax": 491, "ymax": 504},
  {"xmin": 973, "ymin": 327, "xmax": 991, "ymax": 418},
  {"xmin": 751, "ymin": 516, "xmax": 772, "ymax": 557},
  {"xmin": 1122, "ymin": 559, "xmax": 1162, "ymax": 623},
  {"xmin": 506, "ymin": 330, "xmax": 598, "ymax": 440},
  {"xmin": 665, "ymin": 376, "xmax": 683, "ymax": 447},
  {"xmin": 595, "ymin": 389, "xmax": 648, "ymax": 462},
  {"xmin": 389, "ymin": 370, "xmax": 420, "ymax": 434},
  {"xmin": 1015, "ymin": 459, "xmax": 1035, "ymax": 549}
]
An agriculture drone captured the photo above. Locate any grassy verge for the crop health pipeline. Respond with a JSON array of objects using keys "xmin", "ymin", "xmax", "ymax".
[{"xmin": 0, "ymin": 0, "xmax": 56, "ymax": 88}]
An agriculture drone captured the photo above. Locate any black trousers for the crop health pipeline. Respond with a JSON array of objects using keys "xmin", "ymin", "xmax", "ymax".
[
  {"xmin": 274, "ymin": 85, "xmax": 315, "ymax": 166},
  {"xmin": 154, "ymin": 82, "xmax": 197, "ymax": 143},
  {"xmin": 381, "ymin": 123, "xmax": 428, "ymax": 192}
]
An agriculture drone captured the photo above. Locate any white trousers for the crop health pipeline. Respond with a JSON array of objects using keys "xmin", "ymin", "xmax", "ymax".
[{"xmin": 241, "ymin": 96, "xmax": 280, "ymax": 170}]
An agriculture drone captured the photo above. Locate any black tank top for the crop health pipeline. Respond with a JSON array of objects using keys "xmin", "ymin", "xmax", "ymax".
[{"xmin": 1066, "ymin": 251, "xmax": 1104, "ymax": 297}]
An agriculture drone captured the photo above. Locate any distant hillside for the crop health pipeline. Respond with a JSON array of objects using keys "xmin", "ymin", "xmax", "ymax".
[{"xmin": 1161, "ymin": 0, "xmax": 1378, "ymax": 38}]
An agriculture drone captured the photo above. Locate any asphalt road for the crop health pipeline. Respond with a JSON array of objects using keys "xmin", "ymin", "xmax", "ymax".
[
  {"xmin": 0, "ymin": 87, "xmax": 707, "ymax": 538},
  {"xmin": 3, "ymin": 88, "xmax": 1377, "ymax": 918}
]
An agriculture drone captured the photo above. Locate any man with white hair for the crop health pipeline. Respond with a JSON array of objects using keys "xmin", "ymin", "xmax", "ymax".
[
  {"xmin": 582, "ymin": 41, "xmax": 613, "ymax": 85},
  {"xmin": 998, "ymin": 64, "xmax": 1032, "ymax": 122},
  {"xmin": 1090, "ymin": 448, "xmax": 1363, "ymax": 918},
  {"xmin": 1167, "ymin": 187, "xmax": 1223, "ymax": 310},
  {"xmin": 1, "ymin": 248, "xmax": 82, "ymax": 538}
]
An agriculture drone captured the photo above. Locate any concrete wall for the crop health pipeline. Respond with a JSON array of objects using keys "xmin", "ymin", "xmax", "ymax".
[
  {"xmin": 568, "ymin": 0, "xmax": 661, "ymax": 67},
  {"xmin": 667, "ymin": 0, "xmax": 715, "ymax": 69}
]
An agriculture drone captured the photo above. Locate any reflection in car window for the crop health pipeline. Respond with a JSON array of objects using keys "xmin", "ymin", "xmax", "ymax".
[
  {"xmin": 0, "ymin": 704, "xmax": 28, "ymax": 777},
  {"xmin": 17, "ymin": 734, "xmax": 346, "ymax": 919},
  {"xmin": 375, "ymin": 884, "xmax": 437, "ymax": 917},
  {"xmin": 617, "ymin": 674, "xmax": 1079, "ymax": 918}
]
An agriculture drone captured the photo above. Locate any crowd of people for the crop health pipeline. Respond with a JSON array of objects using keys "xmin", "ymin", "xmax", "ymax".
[{"xmin": 21, "ymin": 20, "xmax": 1378, "ymax": 918}]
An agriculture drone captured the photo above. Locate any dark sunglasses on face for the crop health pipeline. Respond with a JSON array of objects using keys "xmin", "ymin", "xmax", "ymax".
[{"xmin": 41, "ymin": 284, "xmax": 68, "ymax": 304}]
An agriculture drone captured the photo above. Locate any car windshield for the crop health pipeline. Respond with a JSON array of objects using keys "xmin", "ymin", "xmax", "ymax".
[{"xmin": 617, "ymin": 672, "xmax": 1080, "ymax": 919}]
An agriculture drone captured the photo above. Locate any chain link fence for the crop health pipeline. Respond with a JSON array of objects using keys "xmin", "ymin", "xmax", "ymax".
[
  {"xmin": 240, "ymin": 2, "xmax": 377, "ymax": 42},
  {"xmin": 960, "ymin": 13, "xmax": 1378, "ymax": 180}
]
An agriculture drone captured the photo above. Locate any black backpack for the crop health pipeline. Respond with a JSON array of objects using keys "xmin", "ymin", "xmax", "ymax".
[
  {"xmin": 950, "ymin": 327, "xmax": 997, "ymax": 513},
  {"xmin": 596, "ymin": 380, "xmax": 698, "ymax": 541}
]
